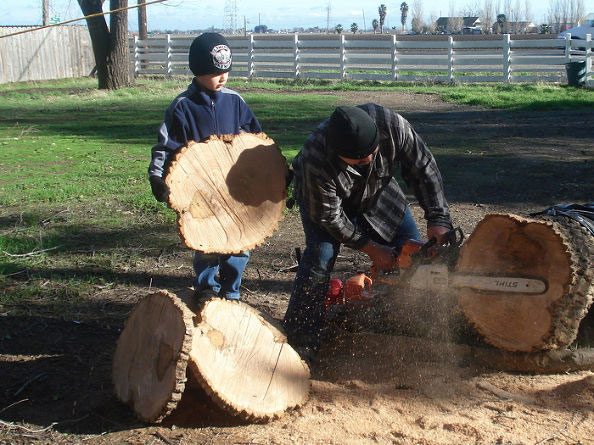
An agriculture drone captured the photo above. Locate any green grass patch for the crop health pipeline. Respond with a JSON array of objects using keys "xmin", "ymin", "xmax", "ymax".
[{"xmin": 1, "ymin": 76, "xmax": 591, "ymax": 309}]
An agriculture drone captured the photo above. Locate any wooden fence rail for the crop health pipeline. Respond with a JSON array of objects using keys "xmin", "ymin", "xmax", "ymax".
[
  {"xmin": 0, "ymin": 26, "xmax": 95, "ymax": 84},
  {"xmin": 131, "ymin": 33, "xmax": 593, "ymax": 86}
]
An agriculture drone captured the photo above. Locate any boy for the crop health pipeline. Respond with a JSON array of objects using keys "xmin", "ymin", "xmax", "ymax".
[{"xmin": 148, "ymin": 32, "xmax": 262, "ymax": 301}]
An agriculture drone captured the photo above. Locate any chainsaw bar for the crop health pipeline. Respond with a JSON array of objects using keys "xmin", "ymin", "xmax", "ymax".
[{"xmin": 409, "ymin": 264, "xmax": 548, "ymax": 294}]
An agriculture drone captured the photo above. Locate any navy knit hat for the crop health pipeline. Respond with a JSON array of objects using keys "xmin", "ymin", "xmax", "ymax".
[
  {"xmin": 327, "ymin": 106, "xmax": 379, "ymax": 159},
  {"xmin": 189, "ymin": 33, "xmax": 232, "ymax": 76}
]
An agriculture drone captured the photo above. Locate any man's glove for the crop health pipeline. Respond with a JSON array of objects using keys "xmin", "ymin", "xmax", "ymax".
[{"xmin": 149, "ymin": 175, "xmax": 170, "ymax": 202}]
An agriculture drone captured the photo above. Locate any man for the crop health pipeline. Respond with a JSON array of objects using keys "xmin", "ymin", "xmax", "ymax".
[{"xmin": 283, "ymin": 104, "xmax": 453, "ymax": 362}]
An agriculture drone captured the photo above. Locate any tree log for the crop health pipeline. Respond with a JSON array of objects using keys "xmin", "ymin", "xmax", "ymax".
[
  {"xmin": 112, "ymin": 290, "xmax": 309, "ymax": 423},
  {"xmin": 188, "ymin": 298, "xmax": 310, "ymax": 422},
  {"xmin": 456, "ymin": 213, "xmax": 594, "ymax": 352},
  {"xmin": 112, "ymin": 290, "xmax": 194, "ymax": 423},
  {"xmin": 166, "ymin": 133, "xmax": 288, "ymax": 254}
]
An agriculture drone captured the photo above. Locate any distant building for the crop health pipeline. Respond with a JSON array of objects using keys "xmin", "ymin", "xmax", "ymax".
[
  {"xmin": 492, "ymin": 21, "xmax": 539, "ymax": 34},
  {"xmin": 435, "ymin": 16, "xmax": 481, "ymax": 34}
]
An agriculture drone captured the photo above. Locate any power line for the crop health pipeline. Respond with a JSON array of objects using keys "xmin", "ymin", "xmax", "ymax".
[{"xmin": 1, "ymin": 0, "xmax": 168, "ymax": 39}]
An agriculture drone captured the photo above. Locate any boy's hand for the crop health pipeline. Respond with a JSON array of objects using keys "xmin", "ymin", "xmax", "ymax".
[{"xmin": 149, "ymin": 176, "xmax": 170, "ymax": 202}]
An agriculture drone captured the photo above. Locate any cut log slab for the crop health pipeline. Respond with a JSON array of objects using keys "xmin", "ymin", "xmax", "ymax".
[
  {"xmin": 112, "ymin": 290, "xmax": 194, "ymax": 423},
  {"xmin": 112, "ymin": 290, "xmax": 310, "ymax": 423},
  {"xmin": 165, "ymin": 133, "xmax": 288, "ymax": 254},
  {"xmin": 188, "ymin": 298, "xmax": 310, "ymax": 422},
  {"xmin": 456, "ymin": 213, "xmax": 594, "ymax": 352}
]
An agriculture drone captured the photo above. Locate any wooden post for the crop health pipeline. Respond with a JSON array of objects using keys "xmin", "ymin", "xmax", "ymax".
[
  {"xmin": 133, "ymin": 35, "xmax": 139, "ymax": 76},
  {"xmin": 503, "ymin": 34, "xmax": 511, "ymax": 83},
  {"xmin": 248, "ymin": 34, "xmax": 254, "ymax": 80},
  {"xmin": 294, "ymin": 33, "xmax": 300, "ymax": 80},
  {"xmin": 565, "ymin": 33, "xmax": 572, "ymax": 63},
  {"xmin": 391, "ymin": 34, "xmax": 398, "ymax": 81},
  {"xmin": 448, "ymin": 35, "xmax": 454, "ymax": 83},
  {"xmin": 340, "ymin": 34, "xmax": 346, "ymax": 81},
  {"xmin": 586, "ymin": 33, "xmax": 592, "ymax": 87},
  {"xmin": 166, "ymin": 34, "xmax": 172, "ymax": 77}
]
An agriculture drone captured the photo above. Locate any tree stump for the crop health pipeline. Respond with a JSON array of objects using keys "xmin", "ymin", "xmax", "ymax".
[
  {"xmin": 165, "ymin": 133, "xmax": 288, "ymax": 254},
  {"xmin": 456, "ymin": 213, "xmax": 594, "ymax": 352},
  {"xmin": 113, "ymin": 290, "xmax": 310, "ymax": 423}
]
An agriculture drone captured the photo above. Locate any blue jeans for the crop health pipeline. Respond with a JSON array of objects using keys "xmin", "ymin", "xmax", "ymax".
[
  {"xmin": 193, "ymin": 251, "xmax": 250, "ymax": 300},
  {"xmin": 283, "ymin": 205, "xmax": 421, "ymax": 350}
]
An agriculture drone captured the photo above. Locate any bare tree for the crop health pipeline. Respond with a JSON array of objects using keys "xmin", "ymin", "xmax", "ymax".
[
  {"xmin": 411, "ymin": 0, "xmax": 424, "ymax": 34},
  {"xmin": 378, "ymin": 4, "xmax": 387, "ymax": 33},
  {"xmin": 78, "ymin": 0, "xmax": 133, "ymax": 90},
  {"xmin": 400, "ymin": 2, "xmax": 409, "ymax": 31},
  {"xmin": 482, "ymin": 0, "xmax": 494, "ymax": 33}
]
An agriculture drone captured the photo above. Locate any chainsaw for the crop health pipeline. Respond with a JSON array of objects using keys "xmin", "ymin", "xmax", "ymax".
[{"xmin": 326, "ymin": 227, "xmax": 547, "ymax": 308}]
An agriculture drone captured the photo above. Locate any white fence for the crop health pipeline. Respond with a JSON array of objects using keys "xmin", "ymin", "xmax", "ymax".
[
  {"xmin": 0, "ymin": 26, "xmax": 95, "ymax": 84},
  {"xmin": 131, "ymin": 33, "xmax": 593, "ymax": 86}
]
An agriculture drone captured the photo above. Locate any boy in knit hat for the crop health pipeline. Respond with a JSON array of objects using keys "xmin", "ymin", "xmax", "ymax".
[{"xmin": 148, "ymin": 32, "xmax": 262, "ymax": 301}]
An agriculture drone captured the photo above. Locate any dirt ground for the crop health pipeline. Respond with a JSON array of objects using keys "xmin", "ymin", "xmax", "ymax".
[{"xmin": 1, "ymin": 89, "xmax": 593, "ymax": 444}]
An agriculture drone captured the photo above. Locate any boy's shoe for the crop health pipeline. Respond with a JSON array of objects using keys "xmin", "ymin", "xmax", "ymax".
[{"xmin": 193, "ymin": 288, "xmax": 219, "ymax": 304}]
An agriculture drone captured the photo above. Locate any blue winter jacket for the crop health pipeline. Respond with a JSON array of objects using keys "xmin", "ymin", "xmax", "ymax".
[{"xmin": 148, "ymin": 79, "xmax": 262, "ymax": 178}]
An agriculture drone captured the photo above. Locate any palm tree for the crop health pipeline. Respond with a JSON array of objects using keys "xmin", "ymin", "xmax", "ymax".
[
  {"xmin": 351, "ymin": 22, "xmax": 359, "ymax": 34},
  {"xmin": 378, "ymin": 4, "xmax": 387, "ymax": 33},
  {"xmin": 372, "ymin": 18, "xmax": 379, "ymax": 34},
  {"xmin": 400, "ymin": 2, "xmax": 409, "ymax": 32},
  {"xmin": 335, "ymin": 24, "xmax": 344, "ymax": 34}
]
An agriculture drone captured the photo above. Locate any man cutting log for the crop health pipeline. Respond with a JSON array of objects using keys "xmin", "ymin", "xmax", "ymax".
[{"xmin": 283, "ymin": 104, "xmax": 454, "ymax": 363}]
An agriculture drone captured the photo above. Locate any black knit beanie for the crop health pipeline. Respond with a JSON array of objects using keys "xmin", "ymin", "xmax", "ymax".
[
  {"xmin": 189, "ymin": 33, "xmax": 232, "ymax": 76},
  {"xmin": 327, "ymin": 106, "xmax": 379, "ymax": 159}
]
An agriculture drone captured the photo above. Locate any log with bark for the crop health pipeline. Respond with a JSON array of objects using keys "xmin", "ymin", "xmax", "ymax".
[
  {"xmin": 113, "ymin": 290, "xmax": 310, "ymax": 423},
  {"xmin": 165, "ymin": 133, "xmax": 288, "ymax": 254},
  {"xmin": 456, "ymin": 213, "xmax": 593, "ymax": 352}
]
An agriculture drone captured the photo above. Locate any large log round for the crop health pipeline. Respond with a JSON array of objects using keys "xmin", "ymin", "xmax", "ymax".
[
  {"xmin": 188, "ymin": 298, "xmax": 311, "ymax": 422},
  {"xmin": 112, "ymin": 290, "xmax": 194, "ymax": 423},
  {"xmin": 165, "ymin": 133, "xmax": 288, "ymax": 254},
  {"xmin": 456, "ymin": 213, "xmax": 594, "ymax": 352},
  {"xmin": 112, "ymin": 290, "xmax": 310, "ymax": 423}
]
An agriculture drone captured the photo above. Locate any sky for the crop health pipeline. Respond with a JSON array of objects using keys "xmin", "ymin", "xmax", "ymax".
[{"xmin": 0, "ymin": 0, "xmax": 588, "ymax": 32}]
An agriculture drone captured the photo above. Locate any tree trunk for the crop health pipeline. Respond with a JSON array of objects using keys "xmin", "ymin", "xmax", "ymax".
[
  {"xmin": 106, "ymin": 0, "xmax": 132, "ymax": 89},
  {"xmin": 78, "ymin": 0, "xmax": 132, "ymax": 89},
  {"xmin": 137, "ymin": 0, "xmax": 148, "ymax": 40},
  {"xmin": 113, "ymin": 290, "xmax": 310, "ymax": 423},
  {"xmin": 456, "ymin": 213, "xmax": 594, "ymax": 352}
]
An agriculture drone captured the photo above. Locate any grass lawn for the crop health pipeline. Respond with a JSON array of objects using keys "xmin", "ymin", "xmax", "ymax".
[{"xmin": 0, "ymin": 76, "xmax": 592, "ymax": 307}]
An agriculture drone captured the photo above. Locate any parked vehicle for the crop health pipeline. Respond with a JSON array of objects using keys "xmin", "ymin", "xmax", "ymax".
[{"xmin": 557, "ymin": 13, "xmax": 594, "ymax": 39}]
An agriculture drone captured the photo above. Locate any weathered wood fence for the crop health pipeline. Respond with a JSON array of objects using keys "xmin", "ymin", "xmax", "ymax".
[
  {"xmin": 0, "ymin": 26, "xmax": 95, "ymax": 84},
  {"xmin": 132, "ymin": 33, "xmax": 593, "ymax": 85}
]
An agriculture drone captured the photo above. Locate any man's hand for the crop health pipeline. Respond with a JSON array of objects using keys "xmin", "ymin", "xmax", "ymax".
[
  {"xmin": 360, "ymin": 241, "xmax": 397, "ymax": 271},
  {"xmin": 427, "ymin": 225, "xmax": 452, "ymax": 245},
  {"xmin": 149, "ymin": 175, "xmax": 170, "ymax": 202}
]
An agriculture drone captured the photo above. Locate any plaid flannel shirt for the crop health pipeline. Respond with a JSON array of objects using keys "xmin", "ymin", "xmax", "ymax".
[{"xmin": 292, "ymin": 103, "xmax": 452, "ymax": 249}]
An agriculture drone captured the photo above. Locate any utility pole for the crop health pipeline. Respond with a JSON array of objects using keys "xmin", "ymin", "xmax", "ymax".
[
  {"xmin": 138, "ymin": 0, "xmax": 148, "ymax": 40},
  {"xmin": 42, "ymin": 0, "xmax": 50, "ymax": 25},
  {"xmin": 326, "ymin": 2, "xmax": 331, "ymax": 33}
]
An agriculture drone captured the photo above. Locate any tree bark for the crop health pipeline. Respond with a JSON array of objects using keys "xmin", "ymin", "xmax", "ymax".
[
  {"xmin": 456, "ymin": 213, "xmax": 593, "ymax": 352},
  {"xmin": 78, "ymin": 0, "xmax": 132, "ymax": 89},
  {"xmin": 138, "ymin": 0, "xmax": 148, "ymax": 40}
]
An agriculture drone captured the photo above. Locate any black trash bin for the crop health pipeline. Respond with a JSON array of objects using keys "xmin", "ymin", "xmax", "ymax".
[{"xmin": 565, "ymin": 61, "xmax": 587, "ymax": 87}]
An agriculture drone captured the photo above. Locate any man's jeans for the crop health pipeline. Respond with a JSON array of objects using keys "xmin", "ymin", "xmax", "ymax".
[
  {"xmin": 283, "ymin": 205, "xmax": 421, "ymax": 350},
  {"xmin": 193, "ymin": 251, "xmax": 250, "ymax": 300}
]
